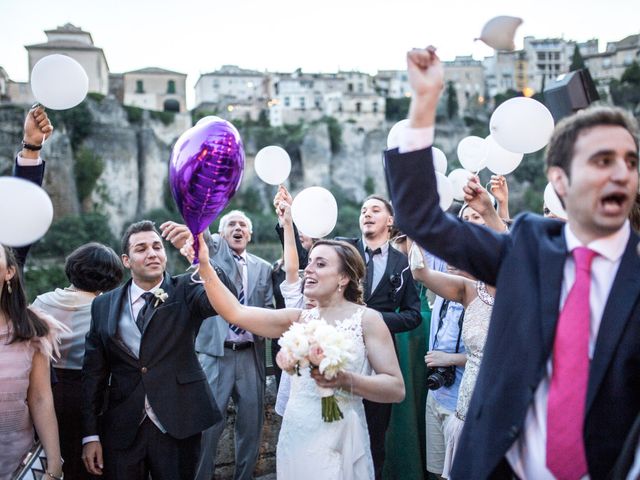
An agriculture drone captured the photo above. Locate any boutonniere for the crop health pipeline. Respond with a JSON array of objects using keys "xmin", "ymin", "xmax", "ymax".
[{"xmin": 153, "ymin": 288, "xmax": 168, "ymax": 307}]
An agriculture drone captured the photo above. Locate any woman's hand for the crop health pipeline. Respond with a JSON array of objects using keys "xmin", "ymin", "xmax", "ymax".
[
  {"xmin": 160, "ymin": 221, "xmax": 193, "ymax": 250},
  {"xmin": 310, "ymin": 368, "xmax": 352, "ymax": 392}
]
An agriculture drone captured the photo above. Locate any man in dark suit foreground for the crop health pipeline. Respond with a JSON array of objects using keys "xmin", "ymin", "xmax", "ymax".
[
  {"xmin": 384, "ymin": 46, "xmax": 640, "ymax": 479},
  {"xmin": 81, "ymin": 220, "xmax": 233, "ymax": 480}
]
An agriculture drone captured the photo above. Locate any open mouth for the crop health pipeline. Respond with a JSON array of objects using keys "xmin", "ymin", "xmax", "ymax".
[
  {"xmin": 232, "ymin": 233, "xmax": 243, "ymax": 240},
  {"xmin": 600, "ymin": 193, "xmax": 628, "ymax": 214},
  {"xmin": 304, "ymin": 278, "xmax": 318, "ymax": 288}
]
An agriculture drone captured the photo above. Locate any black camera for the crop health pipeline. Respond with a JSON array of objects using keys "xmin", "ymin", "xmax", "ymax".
[{"xmin": 426, "ymin": 365, "xmax": 456, "ymax": 390}]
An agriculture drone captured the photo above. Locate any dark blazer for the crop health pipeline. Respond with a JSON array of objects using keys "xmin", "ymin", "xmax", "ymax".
[
  {"xmin": 610, "ymin": 412, "xmax": 640, "ymax": 479},
  {"xmin": 384, "ymin": 147, "xmax": 640, "ymax": 479},
  {"xmin": 335, "ymin": 237, "xmax": 422, "ymax": 334},
  {"xmin": 82, "ymin": 268, "xmax": 233, "ymax": 449}
]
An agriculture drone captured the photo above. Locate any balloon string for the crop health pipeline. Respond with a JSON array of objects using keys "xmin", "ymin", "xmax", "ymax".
[{"xmin": 187, "ymin": 263, "xmax": 204, "ymax": 284}]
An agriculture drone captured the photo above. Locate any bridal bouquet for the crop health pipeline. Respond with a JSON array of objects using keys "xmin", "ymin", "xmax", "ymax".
[{"xmin": 276, "ymin": 319, "xmax": 356, "ymax": 422}]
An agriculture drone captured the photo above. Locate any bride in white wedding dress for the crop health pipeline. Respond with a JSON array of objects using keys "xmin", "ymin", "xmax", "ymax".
[{"xmin": 195, "ymin": 236, "xmax": 406, "ymax": 480}]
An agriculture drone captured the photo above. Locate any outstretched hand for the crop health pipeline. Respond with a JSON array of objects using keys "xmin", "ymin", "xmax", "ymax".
[
  {"xmin": 406, "ymin": 46, "xmax": 445, "ymax": 98},
  {"xmin": 462, "ymin": 176, "xmax": 494, "ymax": 216},
  {"xmin": 489, "ymin": 175, "xmax": 509, "ymax": 205},
  {"xmin": 160, "ymin": 221, "xmax": 193, "ymax": 250}
]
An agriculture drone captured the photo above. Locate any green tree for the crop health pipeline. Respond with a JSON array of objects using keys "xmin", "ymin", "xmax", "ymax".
[
  {"xmin": 74, "ymin": 147, "xmax": 104, "ymax": 210},
  {"xmin": 385, "ymin": 97, "xmax": 411, "ymax": 121},
  {"xmin": 446, "ymin": 81, "xmax": 459, "ymax": 119},
  {"xmin": 570, "ymin": 44, "xmax": 586, "ymax": 71},
  {"xmin": 621, "ymin": 61, "xmax": 640, "ymax": 85}
]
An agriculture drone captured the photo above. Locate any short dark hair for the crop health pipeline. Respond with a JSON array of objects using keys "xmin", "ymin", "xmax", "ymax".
[
  {"xmin": 310, "ymin": 239, "xmax": 365, "ymax": 304},
  {"xmin": 362, "ymin": 195, "xmax": 394, "ymax": 217},
  {"xmin": 121, "ymin": 220, "xmax": 161, "ymax": 255},
  {"xmin": 546, "ymin": 105, "xmax": 639, "ymax": 176},
  {"xmin": 65, "ymin": 242, "xmax": 124, "ymax": 293}
]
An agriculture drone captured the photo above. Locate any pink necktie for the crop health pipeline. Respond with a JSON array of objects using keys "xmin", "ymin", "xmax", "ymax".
[{"xmin": 546, "ymin": 247, "xmax": 596, "ymax": 480}]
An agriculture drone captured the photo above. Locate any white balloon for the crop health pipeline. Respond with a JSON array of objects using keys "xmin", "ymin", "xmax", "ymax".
[
  {"xmin": 490, "ymin": 97, "xmax": 555, "ymax": 154},
  {"xmin": 30, "ymin": 54, "xmax": 89, "ymax": 110},
  {"xmin": 291, "ymin": 187, "xmax": 338, "ymax": 238},
  {"xmin": 543, "ymin": 183, "xmax": 567, "ymax": 220},
  {"xmin": 387, "ymin": 119, "xmax": 410, "ymax": 149},
  {"xmin": 435, "ymin": 172, "xmax": 454, "ymax": 211},
  {"xmin": 448, "ymin": 169, "xmax": 473, "ymax": 202},
  {"xmin": 457, "ymin": 136, "xmax": 488, "ymax": 172},
  {"xmin": 0, "ymin": 177, "xmax": 54, "ymax": 247},
  {"xmin": 196, "ymin": 115, "xmax": 224, "ymax": 126},
  {"xmin": 432, "ymin": 147, "xmax": 448, "ymax": 175},
  {"xmin": 485, "ymin": 135, "xmax": 524, "ymax": 175},
  {"xmin": 254, "ymin": 146, "xmax": 291, "ymax": 185},
  {"xmin": 476, "ymin": 16, "xmax": 523, "ymax": 51}
]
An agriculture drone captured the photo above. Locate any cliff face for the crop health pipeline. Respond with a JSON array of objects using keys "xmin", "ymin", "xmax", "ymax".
[{"xmin": 0, "ymin": 99, "xmax": 474, "ymax": 238}]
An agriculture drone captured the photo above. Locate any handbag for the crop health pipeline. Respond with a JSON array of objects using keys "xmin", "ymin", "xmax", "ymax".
[{"xmin": 11, "ymin": 441, "xmax": 49, "ymax": 480}]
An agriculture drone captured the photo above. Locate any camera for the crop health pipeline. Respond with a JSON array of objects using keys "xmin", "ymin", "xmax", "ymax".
[{"xmin": 426, "ymin": 365, "xmax": 456, "ymax": 390}]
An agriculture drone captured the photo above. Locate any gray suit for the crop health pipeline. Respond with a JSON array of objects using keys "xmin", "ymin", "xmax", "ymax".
[{"xmin": 195, "ymin": 233, "xmax": 274, "ymax": 480}]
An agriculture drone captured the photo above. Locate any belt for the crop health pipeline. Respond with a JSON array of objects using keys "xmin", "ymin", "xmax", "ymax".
[{"xmin": 224, "ymin": 341, "xmax": 253, "ymax": 351}]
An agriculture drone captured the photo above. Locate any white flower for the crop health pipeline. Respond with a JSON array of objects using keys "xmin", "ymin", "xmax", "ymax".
[{"xmin": 153, "ymin": 288, "xmax": 169, "ymax": 307}]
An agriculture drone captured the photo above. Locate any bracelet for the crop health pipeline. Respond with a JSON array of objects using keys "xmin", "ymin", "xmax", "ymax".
[
  {"xmin": 46, "ymin": 471, "xmax": 64, "ymax": 480},
  {"xmin": 22, "ymin": 140, "xmax": 43, "ymax": 151}
]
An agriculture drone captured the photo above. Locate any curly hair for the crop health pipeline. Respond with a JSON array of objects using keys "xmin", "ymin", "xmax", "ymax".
[
  {"xmin": 65, "ymin": 242, "xmax": 124, "ymax": 293},
  {"xmin": 310, "ymin": 239, "xmax": 366, "ymax": 305}
]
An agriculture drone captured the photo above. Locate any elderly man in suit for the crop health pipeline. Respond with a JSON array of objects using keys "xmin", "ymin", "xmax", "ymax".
[
  {"xmin": 384, "ymin": 46, "xmax": 640, "ymax": 479},
  {"xmin": 162, "ymin": 211, "xmax": 273, "ymax": 480},
  {"xmin": 81, "ymin": 220, "xmax": 234, "ymax": 480}
]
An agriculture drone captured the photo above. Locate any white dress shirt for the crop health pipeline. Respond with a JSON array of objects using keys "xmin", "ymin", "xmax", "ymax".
[{"xmin": 363, "ymin": 238, "xmax": 390, "ymax": 293}]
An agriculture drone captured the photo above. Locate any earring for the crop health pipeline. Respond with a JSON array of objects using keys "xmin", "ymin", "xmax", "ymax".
[
  {"xmin": 6, "ymin": 281, "xmax": 12, "ymax": 295},
  {"xmin": 337, "ymin": 285, "xmax": 342, "ymax": 292}
]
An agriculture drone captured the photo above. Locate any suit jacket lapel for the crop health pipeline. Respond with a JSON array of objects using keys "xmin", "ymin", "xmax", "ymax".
[
  {"xmin": 369, "ymin": 245, "xmax": 400, "ymax": 300},
  {"xmin": 538, "ymin": 225, "xmax": 567, "ymax": 355},
  {"xmin": 245, "ymin": 255, "xmax": 258, "ymax": 302},
  {"xmin": 586, "ymin": 234, "xmax": 640, "ymax": 413},
  {"xmin": 107, "ymin": 280, "xmax": 130, "ymax": 337}
]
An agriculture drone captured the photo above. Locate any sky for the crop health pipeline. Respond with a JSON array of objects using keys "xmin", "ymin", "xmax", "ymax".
[{"xmin": 1, "ymin": 0, "xmax": 637, "ymax": 107}]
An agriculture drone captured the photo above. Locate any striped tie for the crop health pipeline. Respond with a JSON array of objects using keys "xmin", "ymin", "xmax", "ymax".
[{"xmin": 230, "ymin": 254, "xmax": 246, "ymax": 334}]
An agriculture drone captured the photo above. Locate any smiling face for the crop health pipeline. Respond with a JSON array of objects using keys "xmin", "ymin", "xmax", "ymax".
[
  {"xmin": 221, "ymin": 214, "xmax": 252, "ymax": 254},
  {"xmin": 359, "ymin": 198, "xmax": 393, "ymax": 240},
  {"xmin": 303, "ymin": 244, "xmax": 347, "ymax": 301},
  {"xmin": 548, "ymin": 125, "xmax": 639, "ymax": 242},
  {"xmin": 122, "ymin": 231, "xmax": 167, "ymax": 287}
]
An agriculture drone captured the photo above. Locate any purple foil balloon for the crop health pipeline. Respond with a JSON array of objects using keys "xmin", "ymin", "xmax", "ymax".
[{"xmin": 169, "ymin": 117, "xmax": 244, "ymax": 263}]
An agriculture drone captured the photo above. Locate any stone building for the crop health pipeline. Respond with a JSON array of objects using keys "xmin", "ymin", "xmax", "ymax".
[
  {"xmin": 443, "ymin": 56, "xmax": 486, "ymax": 113},
  {"xmin": 25, "ymin": 23, "xmax": 110, "ymax": 96},
  {"xmin": 584, "ymin": 34, "xmax": 640, "ymax": 85},
  {"xmin": 123, "ymin": 67, "xmax": 187, "ymax": 112}
]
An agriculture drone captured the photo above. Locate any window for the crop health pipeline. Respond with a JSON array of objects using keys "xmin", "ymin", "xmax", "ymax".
[
  {"xmin": 299, "ymin": 97, "xmax": 305, "ymax": 109},
  {"xmin": 348, "ymin": 83, "xmax": 354, "ymax": 93},
  {"xmin": 213, "ymin": 80, "xmax": 219, "ymax": 89},
  {"xmin": 284, "ymin": 97, "xmax": 290, "ymax": 107},
  {"xmin": 356, "ymin": 102, "xmax": 361, "ymax": 113},
  {"xmin": 537, "ymin": 52, "xmax": 546, "ymax": 61},
  {"xmin": 358, "ymin": 83, "xmax": 363, "ymax": 93},
  {"xmin": 163, "ymin": 99, "xmax": 180, "ymax": 112},
  {"xmin": 136, "ymin": 80, "xmax": 144, "ymax": 93},
  {"xmin": 372, "ymin": 102, "xmax": 378, "ymax": 113},
  {"xmin": 554, "ymin": 52, "xmax": 560, "ymax": 60},
  {"xmin": 167, "ymin": 80, "xmax": 176, "ymax": 94},
  {"xmin": 338, "ymin": 103, "xmax": 343, "ymax": 113}
]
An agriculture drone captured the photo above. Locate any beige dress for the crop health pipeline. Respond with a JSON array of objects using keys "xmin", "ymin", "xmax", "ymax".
[{"xmin": 442, "ymin": 282, "xmax": 494, "ymax": 478}]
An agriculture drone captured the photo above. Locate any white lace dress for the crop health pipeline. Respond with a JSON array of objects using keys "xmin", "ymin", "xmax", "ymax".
[
  {"xmin": 442, "ymin": 282, "xmax": 494, "ymax": 478},
  {"xmin": 276, "ymin": 307, "xmax": 374, "ymax": 480}
]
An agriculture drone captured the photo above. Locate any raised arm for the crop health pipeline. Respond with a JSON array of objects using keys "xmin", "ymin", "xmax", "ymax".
[
  {"xmin": 463, "ymin": 176, "xmax": 509, "ymax": 233},
  {"xmin": 411, "ymin": 248, "xmax": 474, "ymax": 307},
  {"xmin": 274, "ymin": 185, "xmax": 308, "ymax": 269},
  {"xmin": 278, "ymin": 200, "xmax": 300, "ymax": 284},
  {"xmin": 490, "ymin": 175, "xmax": 511, "ymax": 221},
  {"xmin": 195, "ymin": 233, "xmax": 299, "ymax": 338},
  {"xmin": 384, "ymin": 47, "xmax": 510, "ymax": 286},
  {"xmin": 312, "ymin": 309, "xmax": 405, "ymax": 403}
]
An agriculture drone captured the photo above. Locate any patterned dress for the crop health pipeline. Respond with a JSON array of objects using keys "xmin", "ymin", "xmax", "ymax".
[
  {"xmin": 277, "ymin": 307, "xmax": 374, "ymax": 480},
  {"xmin": 442, "ymin": 282, "xmax": 494, "ymax": 478}
]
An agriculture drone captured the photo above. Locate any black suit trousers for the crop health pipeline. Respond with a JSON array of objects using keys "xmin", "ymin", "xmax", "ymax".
[
  {"xmin": 103, "ymin": 418, "xmax": 201, "ymax": 480},
  {"xmin": 364, "ymin": 399, "xmax": 392, "ymax": 480}
]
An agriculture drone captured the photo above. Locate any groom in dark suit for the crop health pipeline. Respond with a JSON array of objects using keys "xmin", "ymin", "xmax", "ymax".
[
  {"xmin": 81, "ymin": 220, "xmax": 234, "ymax": 480},
  {"xmin": 384, "ymin": 46, "xmax": 640, "ymax": 479}
]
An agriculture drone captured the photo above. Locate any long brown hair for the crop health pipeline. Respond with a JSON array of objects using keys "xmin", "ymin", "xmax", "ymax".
[
  {"xmin": 1, "ymin": 245, "xmax": 49, "ymax": 343},
  {"xmin": 310, "ymin": 239, "xmax": 366, "ymax": 305}
]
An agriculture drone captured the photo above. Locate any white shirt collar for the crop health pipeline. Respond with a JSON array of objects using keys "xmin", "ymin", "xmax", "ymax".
[
  {"xmin": 130, "ymin": 279, "xmax": 164, "ymax": 304},
  {"xmin": 564, "ymin": 220, "xmax": 630, "ymax": 262}
]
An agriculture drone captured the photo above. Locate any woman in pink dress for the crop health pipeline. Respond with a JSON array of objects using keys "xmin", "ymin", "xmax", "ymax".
[{"xmin": 0, "ymin": 244, "xmax": 65, "ymax": 479}]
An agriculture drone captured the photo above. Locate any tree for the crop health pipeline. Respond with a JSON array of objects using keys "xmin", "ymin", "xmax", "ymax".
[
  {"xmin": 446, "ymin": 81, "xmax": 459, "ymax": 119},
  {"xmin": 570, "ymin": 44, "xmax": 586, "ymax": 72},
  {"xmin": 621, "ymin": 61, "xmax": 640, "ymax": 86}
]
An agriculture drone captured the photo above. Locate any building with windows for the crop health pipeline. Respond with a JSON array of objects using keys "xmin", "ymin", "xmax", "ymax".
[
  {"xmin": 195, "ymin": 65, "xmax": 267, "ymax": 107},
  {"xmin": 443, "ymin": 56, "xmax": 486, "ymax": 113},
  {"xmin": 25, "ymin": 23, "xmax": 110, "ymax": 96},
  {"xmin": 123, "ymin": 67, "xmax": 187, "ymax": 112},
  {"xmin": 584, "ymin": 34, "xmax": 640, "ymax": 85},
  {"xmin": 374, "ymin": 70, "xmax": 411, "ymax": 98}
]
